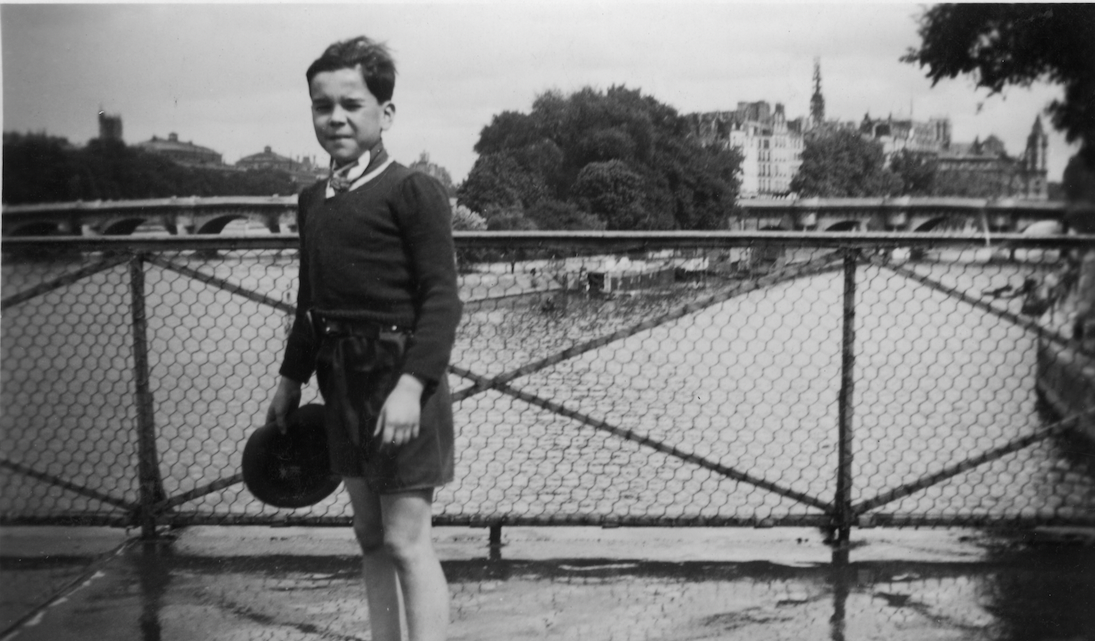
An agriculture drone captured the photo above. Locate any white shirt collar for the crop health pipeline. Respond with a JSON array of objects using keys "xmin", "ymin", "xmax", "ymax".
[{"xmin": 325, "ymin": 151, "xmax": 395, "ymax": 198}]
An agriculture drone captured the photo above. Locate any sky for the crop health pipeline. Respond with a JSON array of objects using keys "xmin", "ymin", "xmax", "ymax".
[{"xmin": 1, "ymin": 2, "xmax": 1079, "ymax": 184}]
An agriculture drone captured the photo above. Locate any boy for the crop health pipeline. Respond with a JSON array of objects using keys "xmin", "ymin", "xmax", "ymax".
[{"xmin": 265, "ymin": 36, "xmax": 462, "ymax": 641}]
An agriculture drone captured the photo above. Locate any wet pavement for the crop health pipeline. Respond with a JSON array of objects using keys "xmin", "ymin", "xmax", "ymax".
[{"xmin": 2, "ymin": 525, "xmax": 1093, "ymax": 641}]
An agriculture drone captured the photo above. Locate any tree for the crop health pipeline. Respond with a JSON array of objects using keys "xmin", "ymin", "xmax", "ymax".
[
  {"xmin": 451, "ymin": 204, "xmax": 487, "ymax": 231},
  {"xmin": 902, "ymin": 4, "xmax": 1095, "ymax": 168},
  {"xmin": 483, "ymin": 203, "xmax": 537, "ymax": 231},
  {"xmin": 571, "ymin": 160, "xmax": 652, "ymax": 230},
  {"xmin": 888, "ymin": 149, "xmax": 938, "ymax": 196},
  {"xmin": 456, "ymin": 152, "xmax": 548, "ymax": 214},
  {"xmin": 2, "ymin": 131, "xmax": 299, "ymax": 203},
  {"xmin": 1062, "ymin": 154, "xmax": 1095, "ymax": 203},
  {"xmin": 458, "ymin": 85, "xmax": 741, "ymax": 230},
  {"xmin": 526, "ymin": 199, "xmax": 605, "ymax": 231},
  {"xmin": 790, "ymin": 129, "xmax": 901, "ymax": 197}
]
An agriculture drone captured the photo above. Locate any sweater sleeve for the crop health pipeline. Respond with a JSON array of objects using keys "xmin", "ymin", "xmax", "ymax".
[
  {"xmin": 395, "ymin": 172, "xmax": 463, "ymax": 386},
  {"xmin": 278, "ymin": 187, "xmax": 320, "ymax": 384}
]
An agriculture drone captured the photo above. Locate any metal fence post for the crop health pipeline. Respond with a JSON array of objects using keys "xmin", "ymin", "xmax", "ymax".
[
  {"xmin": 129, "ymin": 253, "xmax": 166, "ymax": 538},
  {"xmin": 834, "ymin": 247, "xmax": 858, "ymax": 545}
]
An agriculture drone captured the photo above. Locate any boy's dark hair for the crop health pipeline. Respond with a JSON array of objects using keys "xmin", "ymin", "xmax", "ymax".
[{"xmin": 306, "ymin": 36, "xmax": 396, "ymax": 103}]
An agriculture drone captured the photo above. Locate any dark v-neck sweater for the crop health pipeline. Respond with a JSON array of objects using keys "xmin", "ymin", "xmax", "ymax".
[{"xmin": 279, "ymin": 163, "xmax": 462, "ymax": 386}]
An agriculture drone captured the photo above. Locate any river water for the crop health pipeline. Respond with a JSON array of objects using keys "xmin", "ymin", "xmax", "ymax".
[{"xmin": 2, "ymin": 248, "xmax": 1093, "ymax": 526}]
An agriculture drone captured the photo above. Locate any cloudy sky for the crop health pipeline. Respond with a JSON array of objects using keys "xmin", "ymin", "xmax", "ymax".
[{"xmin": 2, "ymin": 2, "xmax": 1077, "ymax": 183}]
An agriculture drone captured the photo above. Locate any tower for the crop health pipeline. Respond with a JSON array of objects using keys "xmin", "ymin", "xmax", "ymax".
[
  {"xmin": 1025, "ymin": 116, "xmax": 1048, "ymax": 172},
  {"xmin": 809, "ymin": 58, "xmax": 825, "ymax": 127},
  {"xmin": 1023, "ymin": 116, "xmax": 1048, "ymax": 199},
  {"xmin": 98, "ymin": 110, "xmax": 123, "ymax": 142}
]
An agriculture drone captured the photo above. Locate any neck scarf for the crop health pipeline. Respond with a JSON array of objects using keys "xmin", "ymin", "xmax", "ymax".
[{"xmin": 328, "ymin": 141, "xmax": 388, "ymax": 194}]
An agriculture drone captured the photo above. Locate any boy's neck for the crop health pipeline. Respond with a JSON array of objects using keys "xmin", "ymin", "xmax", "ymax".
[{"xmin": 333, "ymin": 140, "xmax": 385, "ymax": 171}]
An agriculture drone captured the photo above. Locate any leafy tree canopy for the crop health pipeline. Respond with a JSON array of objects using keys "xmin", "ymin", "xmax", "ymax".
[
  {"xmin": 1062, "ymin": 154, "xmax": 1095, "ymax": 203},
  {"xmin": 451, "ymin": 203, "xmax": 487, "ymax": 231},
  {"xmin": 888, "ymin": 149, "xmax": 938, "ymax": 196},
  {"xmin": 457, "ymin": 85, "xmax": 741, "ymax": 230},
  {"xmin": 790, "ymin": 129, "xmax": 901, "ymax": 197},
  {"xmin": 902, "ymin": 3, "xmax": 1095, "ymax": 168}
]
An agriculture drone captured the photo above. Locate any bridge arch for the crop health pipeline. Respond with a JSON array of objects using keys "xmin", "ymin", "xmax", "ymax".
[
  {"xmin": 102, "ymin": 217, "xmax": 152, "ymax": 235},
  {"xmin": 825, "ymin": 220, "xmax": 859, "ymax": 232},
  {"xmin": 914, "ymin": 217, "xmax": 948, "ymax": 232},
  {"xmin": 195, "ymin": 213, "xmax": 277, "ymax": 235}
]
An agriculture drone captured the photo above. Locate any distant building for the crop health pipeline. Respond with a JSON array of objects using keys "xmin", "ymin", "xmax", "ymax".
[
  {"xmin": 687, "ymin": 57, "xmax": 1048, "ymax": 201},
  {"xmin": 860, "ymin": 113, "xmax": 952, "ymax": 156},
  {"xmin": 236, "ymin": 146, "xmax": 327, "ymax": 185},
  {"xmin": 136, "ymin": 132, "xmax": 223, "ymax": 167},
  {"xmin": 935, "ymin": 117, "xmax": 1049, "ymax": 200},
  {"xmin": 688, "ymin": 101, "xmax": 804, "ymax": 197},
  {"xmin": 98, "ymin": 111, "xmax": 123, "ymax": 142}
]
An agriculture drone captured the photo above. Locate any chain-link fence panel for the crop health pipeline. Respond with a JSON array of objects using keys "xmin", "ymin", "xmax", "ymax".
[{"xmin": 2, "ymin": 234, "xmax": 1093, "ymax": 534}]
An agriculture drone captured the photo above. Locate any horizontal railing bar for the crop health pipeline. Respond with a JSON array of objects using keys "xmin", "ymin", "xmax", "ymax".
[
  {"xmin": 452, "ymin": 367, "xmax": 833, "ymax": 512},
  {"xmin": 0, "ymin": 515, "xmax": 130, "ymax": 527},
  {"xmin": 151, "ymin": 473, "xmax": 244, "ymax": 512},
  {"xmin": 5, "ymin": 512, "xmax": 1090, "ymax": 529},
  {"xmin": 3, "ymin": 231, "xmax": 1094, "ymax": 253},
  {"xmin": 877, "ymin": 259, "xmax": 1094, "ymax": 359},
  {"xmin": 856, "ymin": 514, "xmax": 1095, "ymax": 528},
  {"xmin": 1, "ymin": 195, "xmax": 1067, "ymax": 215},
  {"xmin": 0, "ymin": 254, "xmax": 131, "ymax": 311},
  {"xmin": 852, "ymin": 409, "xmax": 1094, "ymax": 515},
  {"xmin": 0, "ymin": 458, "xmax": 138, "ymax": 511},
  {"xmin": 2, "ymin": 235, "xmax": 298, "ymax": 252},
  {"xmin": 146, "ymin": 255, "xmax": 296, "ymax": 314},
  {"xmin": 451, "ymin": 231, "xmax": 1095, "ymax": 250},
  {"xmin": 453, "ymin": 253, "xmax": 843, "ymax": 403},
  {"xmin": 150, "ymin": 513, "xmax": 833, "ymax": 528}
]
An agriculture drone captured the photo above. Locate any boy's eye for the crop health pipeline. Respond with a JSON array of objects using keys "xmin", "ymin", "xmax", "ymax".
[{"xmin": 312, "ymin": 101, "xmax": 332, "ymax": 112}]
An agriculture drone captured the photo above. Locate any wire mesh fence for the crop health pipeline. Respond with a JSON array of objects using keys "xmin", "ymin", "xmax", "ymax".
[{"xmin": 1, "ymin": 232, "xmax": 1093, "ymax": 537}]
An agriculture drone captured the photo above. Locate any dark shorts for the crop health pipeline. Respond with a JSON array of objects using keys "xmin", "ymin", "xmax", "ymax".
[{"xmin": 314, "ymin": 324, "xmax": 454, "ymax": 493}]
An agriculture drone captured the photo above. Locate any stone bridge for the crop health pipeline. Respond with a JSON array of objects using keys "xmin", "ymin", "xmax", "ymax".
[
  {"xmin": 0, "ymin": 195, "xmax": 1070, "ymax": 237},
  {"xmin": 1, "ymin": 196, "xmax": 298, "ymax": 237},
  {"xmin": 733, "ymin": 197, "xmax": 1068, "ymax": 233}
]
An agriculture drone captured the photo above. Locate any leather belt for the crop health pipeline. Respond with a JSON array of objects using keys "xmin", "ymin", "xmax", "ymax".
[{"xmin": 309, "ymin": 312, "xmax": 412, "ymax": 339}]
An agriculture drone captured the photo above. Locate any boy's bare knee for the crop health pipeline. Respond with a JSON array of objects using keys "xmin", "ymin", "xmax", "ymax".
[
  {"xmin": 381, "ymin": 530, "xmax": 428, "ymax": 568},
  {"xmin": 353, "ymin": 518, "xmax": 385, "ymax": 554}
]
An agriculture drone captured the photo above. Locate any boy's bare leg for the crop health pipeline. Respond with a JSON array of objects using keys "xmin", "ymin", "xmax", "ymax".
[
  {"xmin": 381, "ymin": 488, "xmax": 449, "ymax": 641},
  {"xmin": 344, "ymin": 477, "xmax": 404, "ymax": 641}
]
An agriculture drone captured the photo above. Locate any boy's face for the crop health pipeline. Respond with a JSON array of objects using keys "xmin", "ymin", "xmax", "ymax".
[{"xmin": 309, "ymin": 65, "xmax": 394, "ymax": 166}]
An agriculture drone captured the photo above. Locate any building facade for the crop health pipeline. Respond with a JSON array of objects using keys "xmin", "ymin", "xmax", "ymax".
[
  {"xmin": 136, "ymin": 133, "xmax": 223, "ymax": 167},
  {"xmin": 935, "ymin": 118, "xmax": 1049, "ymax": 200},
  {"xmin": 689, "ymin": 101, "xmax": 805, "ymax": 198},
  {"xmin": 235, "ymin": 146, "xmax": 327, "ymax": 185},
  {"xmin": 859, "ymin": 114, "xmax": 952, "ymax": 156},
  {"xmin": 97, "ymin": 111, "xmax": 123, "ymax": 142}
]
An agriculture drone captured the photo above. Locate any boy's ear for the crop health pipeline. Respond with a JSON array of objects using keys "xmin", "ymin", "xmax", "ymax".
[{"xmin": 382, "ymin": 102, "xmax": 396, "ymax": 130}]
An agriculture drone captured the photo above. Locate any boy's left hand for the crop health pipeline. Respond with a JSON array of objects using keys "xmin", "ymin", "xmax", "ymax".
[{"xmin": 375, "ymin": 374, "xmax": 425, "ymax": 447}]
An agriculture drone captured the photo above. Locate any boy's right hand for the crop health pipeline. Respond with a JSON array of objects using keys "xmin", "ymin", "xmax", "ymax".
[{"xmin": 265, "ymin": 376, "xmax": 303, "ymax": 435}]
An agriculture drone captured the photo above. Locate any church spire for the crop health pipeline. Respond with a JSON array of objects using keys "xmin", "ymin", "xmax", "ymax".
[{"xmin": 810, "ymin": 57, "xmax": 825, "ymax": 126}]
